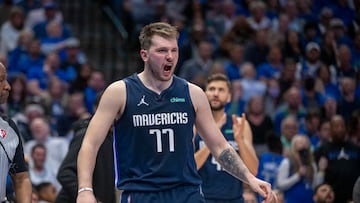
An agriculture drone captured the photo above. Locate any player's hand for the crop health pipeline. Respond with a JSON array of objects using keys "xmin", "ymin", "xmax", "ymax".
[
  {"xmin": 248, "ymin": 176, "xmax": 277, "ymax": 203},
  {"xmin": 77, "ymin": 191, "xmax": 97, "ymax": 203},
  {"xmin": 232, "ymin": 113, "xmax": 245, "ymax": 142}
]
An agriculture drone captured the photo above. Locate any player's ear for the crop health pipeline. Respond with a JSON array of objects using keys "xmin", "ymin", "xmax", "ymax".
[
  {"xmin": 140, "ymin": 49, "xmax": 148, "ymax": 61},
  {"xmin": 226, "ymin": 94, "xmax": 231, "ymax": 103}
]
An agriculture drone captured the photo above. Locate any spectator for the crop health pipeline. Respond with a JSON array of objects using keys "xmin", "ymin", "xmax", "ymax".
[
  {"xmin": 179, "ymin": 40, "xmax": 215, "ymax": 89},
  {"xmin": 320, "ymin": 30, "xmax": 338, "ymax": 67},
  {"xmin": 27, "ymin": 52, "xmax": 67, "ymax": 92},
  {"xmin": 59, "ymin": 37, "xmax": 85, "ymax": 82},
  {"xmin": 8, "ymin": 29, "xmax": 34, "ymax": 74},
  {"xmin": 39, "ymin": 20, "xmax": 69, "ymax": 55},
  {"xmin": 35, "ymin": 182, "xmax": 57, "ymax": 203},
  {"xmin": 25, "ymin": 0, "xmax": 63, "ymax": 29},
  {"xmin": 320, "ymin": 96, "xmax": 339, "ymax": 122},
  {"xmin": 177, "ymin": 17, "xmax": 216, "ymax": 72},
  {"xmin": 257, "ymin": 131, "xmax": 284, "ymax": 189},
  {"xmin": 244, "ymin": 29, "xmax": 270, "ymax": 67},
  {"xmin": 32, "ymin": 1, "xmax": 71, "ymax": 39},
  {"xmin": 15, "ymin": 0, "xmax": 42, "ymax": 15},
  {"xmin": 225, "ymin": 79, "xmax": 246, "ymax": 116},
  {"xmin": 268, "ymin": 13, "xmax": 290, "ymax": 46},
  {"xmin": 302, "ymin": 109, "xmax": 321, "ymax": 149},
  {"xmin": 330, "ymin": 0, "xmax": 356, "ymax": 27},
  {"xmin": 300, "ymin": 21, "xmax": 321, "ymax": 50},
  {"xmin": 29, "ymin": 143, "xmax": 61, "ymax": 192},
  {"xmin": 276, "ymin": 135, "xmax": 324, "ymax": 203},
  {"xmin": 257, "ymin": 45, "xmax": 284, "ymax": 82},
  {"xmin": 69, "ymin": 62, "xmax": 92, "ymax": 93},
  {"xmin": 338, "ymin": 77, "xmax": 360, "ymax": 122},
  {"xmin": 317, "ymin": 120, "xmax": 332, "ymax": 148},
  {"xmin": 246, "ymin": 1, "xmax": 272, "ymax": 31},
  {"xmin": 83, "ymin": 70, "xmax": 105, "ymax": 114},
  {"xmin": 317, "ymin": 7, "xmax": 333, "ymax": 34},
  {"xmin": 208, "ymin": 0, "xmax": 238, "ymax": 41},
  {"xmin": 273, "ymin": 86, "xmax": 306, "ymax": 133},
  {"xmin": 6, "ymin": 74, "xmax": 29, "ymax": 118},
  {"xmin": 246, "ymin": 95, "xmax": 274, "ymax": 156},
  {"xmin": 265, "ymin": 0, "xmax": 281, "ymax": 20},
  {"xmin": 32, "ymin": 187, "xmax": 40, "ymax": 203},
  {"xmin": 239, "ymin": 62, "xmax": 267, "ymax": 103},
  {"xmin": 0, "ymin": 6, "xmax": 26, "ymax": 55},
  {"xmin": 336, "ymin": 44, "xmax": 356, "ymax": 78},
  {"xmin": 56, "ymin": 91, "xmax": 90, "ymax": 138},
  {"xmin": 282, "ymin": 30, "xmax": 304, "ymax": 63},
  {"xmin": 279, "ymin": 115, "xmax": 299, "ymax": 154},
  {"xmin": 314, "ymin": 115, "xmax": 360, "ymax": 203},
  {"xmin": 223, "ymin": 43, "xmax": 245, "ymax": 81},
  {"xmin": 39, "ymin": 76, "xmax": 69, "ymax": 131},
  {"xmin": 315, "ymin": 63, "xmax": 340, "ymax": 101},
  {"xmin": 297, "ymin": 0, "xmax": 317, "ymax": 23},
  {"xmin": 296, "ymin": 42, "xmax": 322, "ymax": 80},
  {"xmin": 219, "ymin": 16, "xmax": 255, "ymax": 55},
  {"xmin": 283, "ymin": 0, "xmax": 303, "ymax": 32},
  {"xmin": 264, "ymin": 78, "xmax": 281, "ymax": 117},
  {"xmin": 278, "ymin": 58, "xmax": 299, "ymax": 101},
  {"xmin": 0, "ymin": 0, "xmax": 14, "ymax": 25},
  {"xmin": 12, "ymin": 103, "xmax": 46, "ymax": 142},
  {"xmin": 16, "ymin": 38, "xmax": 45, "ymax": 77},
  {"xmin": 313, "ymin": 183, "xmax": 335, "ymax": 203},
  {"xmin": 330, "ymin": 18, "xmax": 353, "ymax": 47},
  {"xmin": 300, "ymin": 76, "xmax": 326, "ymax": 111},
  {"xmin": 24, "ymin": 116, "xmax": 69, "ymax": 174}
]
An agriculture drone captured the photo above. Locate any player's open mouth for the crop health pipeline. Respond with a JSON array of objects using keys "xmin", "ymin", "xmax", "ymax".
[{"xmin": 164, "ymin": 65, "xmax": 172, "ymax": 71}]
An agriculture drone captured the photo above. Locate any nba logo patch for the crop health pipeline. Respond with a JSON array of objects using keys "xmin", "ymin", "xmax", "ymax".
[{"xmin": 0, "ymin": 129, "xmax": 7, "ymax": 138}]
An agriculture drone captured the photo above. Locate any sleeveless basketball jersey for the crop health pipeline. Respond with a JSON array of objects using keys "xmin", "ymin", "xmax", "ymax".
[
  {"xmin": 195, "ymin": 115, "xmax": 243, "ymax": 200},
  {"xmin": 113, "ymin": 74, "xmax": 201, "ymax": 191}
]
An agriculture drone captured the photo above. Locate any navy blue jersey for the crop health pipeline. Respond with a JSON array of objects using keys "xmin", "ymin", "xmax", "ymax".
[
  {"xmin": 113, "ymin": 74, "xmax": 201, "ymax": 192},
  {"xmin": 195, "ymin": 115, "xmax": 243, "ymax": 200}
]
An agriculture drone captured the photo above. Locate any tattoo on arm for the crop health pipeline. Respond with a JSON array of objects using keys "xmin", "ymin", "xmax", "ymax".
[{"xmin": 217, "ymin": 148, "xmax": 250, "ymax": 184}]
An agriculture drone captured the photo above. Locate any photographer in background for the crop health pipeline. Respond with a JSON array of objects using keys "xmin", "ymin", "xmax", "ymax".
[{"xmin": 276, "ymin": 135, "xmax": 325, "ymax": 203}]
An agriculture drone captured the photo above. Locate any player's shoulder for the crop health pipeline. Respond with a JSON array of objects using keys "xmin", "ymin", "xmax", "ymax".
[
  {"xmin": 106, "ymin": 80, "xmax": 126, "ymax": 92},
  {"xmin": 188, "ymin": 82, "xmax": 205, "ymax": 95}
]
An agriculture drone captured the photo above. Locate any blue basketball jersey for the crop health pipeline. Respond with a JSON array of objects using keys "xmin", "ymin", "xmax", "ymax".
[
  {"xmin": 113, "ymin": 74, "xmax": 201, "ymax": 192},
  {"xmin": 195, "ymin": 115, "xmax": 244, "ymax": 200}
]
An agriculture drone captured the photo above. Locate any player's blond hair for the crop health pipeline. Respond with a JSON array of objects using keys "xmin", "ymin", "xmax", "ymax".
[{"xmin": 139, "ymin": 22, "xmax": 179, "ymax": 50}]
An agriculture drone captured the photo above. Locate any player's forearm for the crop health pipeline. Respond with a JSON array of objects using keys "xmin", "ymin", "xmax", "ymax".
[
  {"xmin": 13, "ymin": 172, "xmax": 32, "ymax": 203},
  {"xmin": 234, "ymin": 122, "xmax": 258, "ymax": 175},
  {"xmin": 77, "ymin": 143, "xmax": 97, "ymax": 188},
  {"xmin": 216, "ymin": 147, "xmax": 252, "ymax": 184},
  {"xmin": 236, "ymin": 140, "xmax": 259, "ymax": 175},
  {"xmin": 194, "ymin": 146, "xmax": 210, "ymax": 170}
]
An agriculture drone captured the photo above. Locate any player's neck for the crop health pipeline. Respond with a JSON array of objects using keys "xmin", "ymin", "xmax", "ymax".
[
  {"xmin": 212, "ymin": 110, "xmax": 226, "ymax": 122},
  {"xmin": 138, "ymin": 71, "xmax": 173, "ymax": 94}
]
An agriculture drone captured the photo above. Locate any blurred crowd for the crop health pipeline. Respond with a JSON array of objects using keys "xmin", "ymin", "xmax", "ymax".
[{"xmin": 1, "ymin": 0, "xmax": 360, "ymax": 203}]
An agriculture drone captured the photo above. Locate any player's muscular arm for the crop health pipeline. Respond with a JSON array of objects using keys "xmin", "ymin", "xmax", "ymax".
[
  {"xmin": 216, "ymin": 147, "xmax": 251, "ymax": 184},
  {"xmin": 189, "ymin": 84, "xmax": 251, "ymax": 183}
]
